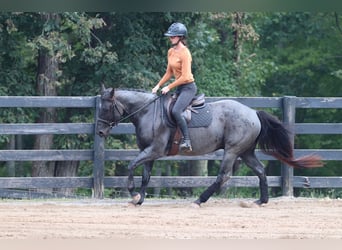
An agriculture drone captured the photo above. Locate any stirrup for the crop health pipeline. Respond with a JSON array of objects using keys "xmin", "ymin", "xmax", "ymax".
[{"xmin": 180, "ymin": 139, "xmax": 192, "ymax": 152}]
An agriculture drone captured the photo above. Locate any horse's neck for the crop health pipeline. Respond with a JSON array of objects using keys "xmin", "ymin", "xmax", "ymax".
[{"xmin": 116, "ymin": 90, "xmax": 154, "ymax": 112}]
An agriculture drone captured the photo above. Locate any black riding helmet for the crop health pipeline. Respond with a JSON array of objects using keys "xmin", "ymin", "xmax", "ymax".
[{"xmin": 164, "ymin": 22, "xmax": 188, "ymax": 37}]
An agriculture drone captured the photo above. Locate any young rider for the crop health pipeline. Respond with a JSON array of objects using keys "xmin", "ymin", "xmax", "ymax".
[{"xmin": 152, "ymin": 22, "xmax": 197, "ymax": 152}]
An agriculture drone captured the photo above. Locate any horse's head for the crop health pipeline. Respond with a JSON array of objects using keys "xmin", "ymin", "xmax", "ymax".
[{"xmin": 96, "ymin": 85, "xmax": 125, "ymax": 138}]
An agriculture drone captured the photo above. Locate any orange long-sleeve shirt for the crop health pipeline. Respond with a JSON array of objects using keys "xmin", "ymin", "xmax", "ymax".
[{"xmin": 157, "ymin": 46, "xmax": 194, "ymax": 89}]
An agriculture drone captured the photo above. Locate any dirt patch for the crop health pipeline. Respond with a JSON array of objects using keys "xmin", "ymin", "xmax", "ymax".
[{"xmin": 0, "ymin": 197, "xmax": 341, "ymax": 239}]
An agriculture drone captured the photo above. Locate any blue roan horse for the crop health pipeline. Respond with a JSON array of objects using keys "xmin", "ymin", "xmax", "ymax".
[{"xmin": 96, "ymin": 86, "xmax": 323, "ymax": 206}]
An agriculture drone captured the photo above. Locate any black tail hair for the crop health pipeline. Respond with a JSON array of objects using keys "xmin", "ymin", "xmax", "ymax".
[{"xmin": 256, "ymin": 110, "xmax": 323, "ymax": 168}]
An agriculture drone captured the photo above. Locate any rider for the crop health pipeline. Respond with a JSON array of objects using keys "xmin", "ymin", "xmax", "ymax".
[{"xmin": 152, "ymin": 22, "xmax": 197, "ymax": 152}]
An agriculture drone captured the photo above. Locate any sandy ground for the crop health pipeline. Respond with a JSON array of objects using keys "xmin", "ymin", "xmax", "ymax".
[{"xmin": 0, "ymin": 197, "xmax": 341, "ymax": 239}]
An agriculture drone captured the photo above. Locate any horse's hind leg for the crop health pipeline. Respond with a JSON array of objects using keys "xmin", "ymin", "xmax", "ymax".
[
  {"xmin": 194, "ymin": 151, "xmax": 237, "ymax": 206},
  {"xmin": 241, "ymin": 151, "xmax": 269, "ymax": 204}
]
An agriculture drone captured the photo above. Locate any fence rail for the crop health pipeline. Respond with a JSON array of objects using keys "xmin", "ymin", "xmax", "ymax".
[{"xmin": 0, "ymin": 96, "xmax": 341, "ymax": 199}]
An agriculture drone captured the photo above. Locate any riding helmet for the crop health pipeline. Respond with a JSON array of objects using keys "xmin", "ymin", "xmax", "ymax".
[{"xmin": 164, "ymin": 22, "xmax": 188, "ymax": 37}]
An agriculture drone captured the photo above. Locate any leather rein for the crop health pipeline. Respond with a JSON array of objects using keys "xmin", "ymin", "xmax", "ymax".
[{"xmin": 97, "ymin": 95, "xmax": 161, "ymax": 129}]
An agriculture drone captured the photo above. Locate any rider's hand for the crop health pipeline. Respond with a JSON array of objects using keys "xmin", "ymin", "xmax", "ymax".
[
  {"xmin": 152, "ymin": 85, "xmax": 160, "ymax": 94},
  {"xmin": 161, "ymin": 86, "xmax": 170, "ymax": 95}
]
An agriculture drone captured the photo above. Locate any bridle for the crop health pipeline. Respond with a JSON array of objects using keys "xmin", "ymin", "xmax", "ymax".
[
  {"xmin": 97, "ymin": 94, "xmax": 161, "ymax": 129},
  {"xmin": 97, "ymin": 98, "xmax": 124, "ymax": 128}
]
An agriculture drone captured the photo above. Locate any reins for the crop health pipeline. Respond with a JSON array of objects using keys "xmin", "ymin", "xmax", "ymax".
[{"xmin": 98, "ymin": 94, "xmax": 162, "ymax": 128}]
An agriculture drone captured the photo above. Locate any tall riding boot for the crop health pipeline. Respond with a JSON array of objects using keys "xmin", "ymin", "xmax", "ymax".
[{"xmin": 178, "ymin": 116, "xmax": 192, "ymax": 152}]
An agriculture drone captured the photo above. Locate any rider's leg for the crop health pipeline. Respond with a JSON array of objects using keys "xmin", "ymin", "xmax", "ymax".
[
  {"xmin": 171, "ymin": 83, "xmax": 197, "ymax": 152},
  {"xmin": 177, "ymin": 115, "xmax": 192, "ymax": 151}
]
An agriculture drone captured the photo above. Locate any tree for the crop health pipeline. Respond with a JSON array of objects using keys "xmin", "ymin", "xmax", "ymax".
[
  {"xmin": 30, "ymin": 12, "xmax": 116, "ymax": 194},
  {"xmin": 0, "ymin": 13, "xmax": 38, "ymax": 178},
  {"xmin": 257, "ymin": 12, "xmax": 342, "ymax": 185},
  {"xmin": 31, "ymin": 13, "xmax": 60, "ymax": 183},
  {"xmin": 0, "ymin": 12, "xmax": 117, "ymax": 195}
]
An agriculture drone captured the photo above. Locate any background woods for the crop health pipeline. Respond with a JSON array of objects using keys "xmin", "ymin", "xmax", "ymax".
[{"xmin": 0, "ymin": 12, "xmax": 341, "ymax": 198}]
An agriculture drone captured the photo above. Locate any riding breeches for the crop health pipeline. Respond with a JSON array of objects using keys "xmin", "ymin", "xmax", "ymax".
[{"xmin": 171, "ymin": 82, "xmax": 197, "ymax": 123}]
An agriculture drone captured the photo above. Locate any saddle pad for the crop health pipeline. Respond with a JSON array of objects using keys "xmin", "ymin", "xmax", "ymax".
[
  {"xmin": 188, "ymin": 104, "xmax": 212, "ymax": 128},
  {"xmin": 161, "ymin": 94, "xmax": 212, "ymax": 128}
]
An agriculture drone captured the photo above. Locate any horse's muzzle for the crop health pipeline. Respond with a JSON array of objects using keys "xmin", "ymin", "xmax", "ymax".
[
  {"xmin": 97, "ymin": 128, "xmax": 111, "ymax": 138},
  {"xmin": 96, "ymin": 123, "xmax": 111, "ymax": 138},
  {"xmin": 97, "ymin": 130, "xmax": 106, "ymax": 138}
]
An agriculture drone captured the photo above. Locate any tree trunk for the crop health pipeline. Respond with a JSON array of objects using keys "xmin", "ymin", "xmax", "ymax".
[
  {"xmin": 6, "ymin": 135, "xmax": 16, "ymax": 177},
  {"xmin": 54, "ymin": 161, "xmax": 80, "ymax": 196},
  {"xmin": 232, "ymin": 12, "xmax": 244, "ymax": 64},
  {"xmin": 15, "ymin": 135, "xmax": 24, "ymax": 176},
  {"xmin": 178, "ymin": 160, "xmax": 208, "ymax": 197},
  {"xmin": 113, "ymin": 162, "xmax": 130, "ymax": 198},
  {"xmin": 31, "ymin": 50, "xmax": 58, "ymax": 193},
  {"xmin": 190, "ymin": 160, "xmax": 208, "ymax": 176},
  {"xmin": 266, "ymin": 161, "xmax": 281, "ymax": 197},
  {"xmin": 31, "ymin": 13, "xmax": 59, "ymax": 194},
  {"xmin": 31, "ymin": 21, "xmax": 81, "ymax": 195},
  {"xmin": 232, "ymin": 12, "xmax": 245, "ymax": 78}
]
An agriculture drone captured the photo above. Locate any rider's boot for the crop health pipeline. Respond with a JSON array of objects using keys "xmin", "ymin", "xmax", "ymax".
[{"xmin": 178, "ymin": 116, "xmax": 192, "ymax": 152}]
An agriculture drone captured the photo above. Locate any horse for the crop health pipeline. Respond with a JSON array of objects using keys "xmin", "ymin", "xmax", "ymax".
[{"xmin": 96, "ymin": 86, "xmax": 323, "ymax": 206}]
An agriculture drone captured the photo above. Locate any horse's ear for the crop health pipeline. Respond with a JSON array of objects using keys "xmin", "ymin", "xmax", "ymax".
[
  {"xmin": 110, "ymin": 88, "xmax": 115, "ymax": 98},
  {"xmin": 101, "ymin": 83, "xmax": 106, "ymax": 92}
]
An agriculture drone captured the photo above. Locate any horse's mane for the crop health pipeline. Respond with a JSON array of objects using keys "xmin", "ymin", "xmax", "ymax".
[
  {"xmin": 115, "ymin": 88, "xmax": 150, "ymax": 93},
  {"xmin": 113, "ymin": 88, "xmax": 156, "ymax": 102}
]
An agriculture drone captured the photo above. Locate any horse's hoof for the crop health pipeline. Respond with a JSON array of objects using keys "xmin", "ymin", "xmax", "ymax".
[
  {"xmin": 190, "ymin": 202, "xmax": 201, "ymax": 209},
  {"xmin": 191, "ymin": 199, "xmax": 201, "ymax": 208},
  {"xmin": 254, "ymin": 199, "xmax": 268, "ymax": 207},
  {"xmin": 131, "ymin": 192, "xmax": 141, "ymax": 205},
  {"xmin": 239, "ymin": 200, "xmax": 259, "ymax": 208},
  {"xmin": 127, "ymin": 201, "xmax": 139, "ymax": 207}
]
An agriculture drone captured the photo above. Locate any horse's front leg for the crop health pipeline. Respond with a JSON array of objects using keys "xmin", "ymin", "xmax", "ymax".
[
  {"xmin": 127, "ymin": 147, "xmax": 160, "ymax": 205},
  {"xmin": 130, "ymin": 161, "xmax": 154, "ymax": 205}
]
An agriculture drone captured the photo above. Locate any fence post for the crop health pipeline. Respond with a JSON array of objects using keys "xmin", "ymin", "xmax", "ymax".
[
  {"xmin": 93, "ymin": 95, "xmax": 105, "ymax": 199},
  {"xmin": 281, "ymin": 96, "xmax": 296, "ymax": 197}
]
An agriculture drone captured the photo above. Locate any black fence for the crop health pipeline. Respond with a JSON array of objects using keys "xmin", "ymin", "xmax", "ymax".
[{"xmin": 0, "ymin": 96, "xmax": 341, "ymax": 199}]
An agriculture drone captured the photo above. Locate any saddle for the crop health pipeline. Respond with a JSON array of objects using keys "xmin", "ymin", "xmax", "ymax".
[
  {"xmin": 165, "ymin": 93, "xmax": 206, "ymax": 126},
  {"xmin": 162, "ymin": 93, "xmax": 213, "ymax": 155}
]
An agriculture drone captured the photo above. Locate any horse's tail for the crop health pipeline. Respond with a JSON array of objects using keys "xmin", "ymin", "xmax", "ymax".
[{"xmin": 256, "ymin": 110, "xmax": 323, "ymax": 168}]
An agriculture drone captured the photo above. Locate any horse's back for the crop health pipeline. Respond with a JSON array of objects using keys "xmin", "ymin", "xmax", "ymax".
[
  {"xmin": 208, "ymin": 99, "xmax": 261, "ymax": 140},
  {"xmin": 209, "ymin": 99, "xmax": 259, "ymax": 121}
]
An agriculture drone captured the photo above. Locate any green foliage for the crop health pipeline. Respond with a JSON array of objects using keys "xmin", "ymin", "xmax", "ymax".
[
  {"xmin": 295, "ymin": 188, "xmax": 342, "ymax": 199},
  {"xmin": 255, "ymin": 12, "xmax": 342, "ymax": 184},
  {"xmin": 191, "ymin": 13, "xmax": 276, "ymax": 96},
  {"xmin": 259, "ymin": 12, "xmax": 342, "ymax": 97}
]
